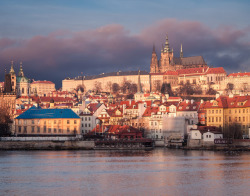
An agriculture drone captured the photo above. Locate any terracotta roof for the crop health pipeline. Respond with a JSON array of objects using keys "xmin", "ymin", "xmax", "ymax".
[
  {"xmin": 31, "ymin": 80, "xmax": 54, "ymax": 84},
  {"xmin": 164, "ymin": 70, "xmax": 178, "ymax": 75},
  {"xmin": 228, "ymin": 72, "xmax": 250, "ymax": 77},
  {"xmin": 177, "ymin": 101, "xmax": 200, "ymax": 111},
  {"xmin": 177, "ymin": 67, "xmax": 208, "ymax": 75},
  {"xmin": 142, "ymin": 106, "xmax": 159, "ymax": 117},
  {"xmin": 206, "ymin": 67, "xmax": 226, "ymax": 74}
]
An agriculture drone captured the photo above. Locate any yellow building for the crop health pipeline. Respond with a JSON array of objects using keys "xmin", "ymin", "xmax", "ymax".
[
  {"xmin": 205, "ymin": 95, "xmax": 250, "ymax": 136},
  {"xmin": 15, "ymin": 106, "xmax": 80, "ymax": 135}
]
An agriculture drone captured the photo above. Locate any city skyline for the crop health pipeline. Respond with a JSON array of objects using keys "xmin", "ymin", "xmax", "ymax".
[{"xmin": 0, "ymin": 0, "xmax": 250, "ymax": 87}]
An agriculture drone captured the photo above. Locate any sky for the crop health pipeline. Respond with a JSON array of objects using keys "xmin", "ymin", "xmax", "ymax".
[{"xmin": 0, "ymin": 0, "xmax": 250, "ymax": 88}]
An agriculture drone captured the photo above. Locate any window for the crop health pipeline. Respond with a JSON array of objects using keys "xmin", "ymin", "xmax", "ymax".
[
  {"xmin": 85, "ymin": 117, "xmax": 87, "ymax": 121},
  {"xmin": 89, "ymin": 124, "xmax": 91, "ymax": 127},
  {"xmin": 48, "ymin": 128, "xmax": 51, "ymax": 133},
  {"xmin": 31, "ymin": 126, "xmax": 35, "ymax": 133},
  {"xmin": 74, "ymin": 120, "xmax": 77, "ymax": 124},
  {"xmin": 32, "ymin": 120, "xmax": 35, "ymax": 124},
  {"xmin": 89, "ymin": 117, "xmax": 91, "ymax": 121},
  {"xmin": 18, "ymin": 126, "xmax": 21, "ymax": 133},
  {"xmin": 54, "ymin": 120, "xmax": 56, "ymax": 124},
  {"xmin": 44, "ymin": 126, "xmax": 46, "ymax": 133},
  {"xmin": 24, "ymin": 120, "xmax": 27, "ymax": 125},
  {"xmin": 67, "ymin": 127, "xmax": 70, "ymax": 133},
  {"xmin": 67, "ymin": 120, "xmax": 70, "ymax": 124},
  {"xmin": 85, "ymin": 124, "xmax": 87, "ymax": 127},
  {"xmin": 37, "ymin": 127, "xmax": 40, "ymax": 133},
  {"xmin": 82, "ymin": 124, "xmax": 83, "ymax": 127},
  {"xmin": 54, "ymin": 128, "xmax": 57, "ymax": 133},
  {"xmin": 24, "ymin": 126, "xmax": 27, "ymax": 133},
  {"xmin": 59, "ymin": 129, "xmax": 62, "ymax": 133},
  {"xmin": 44, "ymin": 120, "xmax": 46, "ymax": 125}
]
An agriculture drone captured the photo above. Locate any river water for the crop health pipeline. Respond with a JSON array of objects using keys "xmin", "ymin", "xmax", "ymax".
[{"xmin": 0, "ymin": 149, "xmax": 249, "ymax": 196}]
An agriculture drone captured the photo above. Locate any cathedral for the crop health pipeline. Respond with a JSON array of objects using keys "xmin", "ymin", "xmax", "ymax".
[{"xmin": 150, "ymin": 35, "xmax": 207, "ymax": 73}]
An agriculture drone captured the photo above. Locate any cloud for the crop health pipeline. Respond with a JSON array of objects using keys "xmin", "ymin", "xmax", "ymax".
[{"xmin": 0, "ymin": 19, "xmax": 250, "ymax": 87}]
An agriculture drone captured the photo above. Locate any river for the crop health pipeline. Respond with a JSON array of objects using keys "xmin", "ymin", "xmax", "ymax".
[{"xmin": 0, "ymin": 149, "xmax": 249, "ymax": 196}]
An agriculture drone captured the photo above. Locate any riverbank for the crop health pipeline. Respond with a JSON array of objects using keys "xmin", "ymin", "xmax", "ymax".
[{"xmin": 0, "ymin": 141, "xmax": 95, "ymax": 150}]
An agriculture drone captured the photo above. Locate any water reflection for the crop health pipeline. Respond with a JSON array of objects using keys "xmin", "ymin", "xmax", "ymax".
[{"xmin": 0, "ymin": 149, "xmax": 250, "ymax": 196}]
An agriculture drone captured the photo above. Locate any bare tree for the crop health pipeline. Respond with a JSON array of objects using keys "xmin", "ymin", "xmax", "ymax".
[
  {"xmin": 105, "ymin": 81, "xmax": 112, "ymax": 92},
  {"xmin": 153, "ymin": 80, "xmax": 161, "ymax": 92},
  {"xmin": 225, "ymin": 83, "xmax": 234, "ymax": 95},
  {"xmin": 112, "ymin": 83, "xmax": 120, "ymax": 94},
  {"xmin": 76, "ymin": 84, "xmax": 85, "ymax": 93},
  {"xmin": 94, "ymin": 81, "xmax": 102, "ymax": 93},
  {"xmin": 0, "ymin": 104, "xmax": 12, "ymax": 136}
]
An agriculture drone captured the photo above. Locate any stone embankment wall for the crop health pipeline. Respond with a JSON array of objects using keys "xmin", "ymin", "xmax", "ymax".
[
  {"xmin": 187, "ymin": 139, "xmax": 250, "ymax": 150},
  {"xmin": 0, "ymin": 141, "xmax": 95, "ymax": 150}
]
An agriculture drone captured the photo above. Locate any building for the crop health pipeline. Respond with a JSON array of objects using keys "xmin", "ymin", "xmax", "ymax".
[
  {"xmin": 62, "ymin": 71, "xmax": 150, "ymax": 93},
  {"xmin": 205, "ymin": 95, "xmax": 250, "ymax": 136},
  {"xmin": 150, "ymin": 36, "xmax": 207, "ymax": 74},
  {"xmin": 31, "ymin": 80, "xmax": 56, "ymax": 96},
  {"xmin": 15, "ymin": 106, "xmax": 80, "ymax": 135}
]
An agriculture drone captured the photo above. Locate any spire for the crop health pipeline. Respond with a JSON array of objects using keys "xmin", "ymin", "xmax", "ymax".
[
  {"xmin": 137, "ymin": 70, "xmax": 142, "ymax": 93},
  {"xmin": 18, "ymin": 62, "xmax": 24, "ymax": 77},
  {"xmin": 180, "ymin": 43, "xmax": 183, "ymax": 58},
  {"xmin": 152, "ymin": 43, "xmax": 156, "ymax": 53},
  {"xmin": 9, "ymin": 60, "xmax": 15, "ymax": 75},
  {"xmin": 164, "ymin": 34, "xmax": 170, "ymax": 52}
]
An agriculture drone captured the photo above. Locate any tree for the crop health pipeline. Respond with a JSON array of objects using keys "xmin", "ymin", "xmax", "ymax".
[
  {"xmin": 94, "ymin": 81, "xmax": 102, "ymax": 93},
  {"xmin": 130, "ymin": 83, "xmax": 138, "ymax": 94},
  {"xmin": 153, "ymin": 80, "xmax": 161, "ymax": 92},
  {"xmin": 225, "ymin": 83, "xmax": 234, "ymax": 94},
  {"xmin": 112, "ymin": 83, "xmax": 120, "ymax": 94},
  {"xmin": 224, "ymin": 123, "xmax": 243, "ymax": 139},
  {"xmin": 105, "ymin": 81, "xmax": 112, "ymax": 92},
  {"xmin": 76, "ymin": 84, "xmax": 85, "ymax": 93},
  {"xmin": 0, "ymin": 104, "xmax": 12, "ymax": 136},
  {"xmin": 193, "ymin": 85, "xmax": 203, "ymax": 95},
  {"xmin": 176, "ymin": 83, "xmax": 194, "ymax": 96},
  {"xmin": 161, "ymin": 83, "xmax": 174, "ymax": 96},
  {"xmin": 206, "ymin": 87, "xmax": 217, "ymax": 95}
]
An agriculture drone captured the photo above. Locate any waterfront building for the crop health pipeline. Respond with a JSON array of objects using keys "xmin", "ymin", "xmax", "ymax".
[
  {"xmin": 205, "ymin": 95, "xmax": 250, "ymax": 136},
  {"xmin": 15, "ymin": 106, "xmax": 80, "ymax": 135},
  {"xmin": 79, "ymin": 103, "xmax": 106, "ymax": 134}
]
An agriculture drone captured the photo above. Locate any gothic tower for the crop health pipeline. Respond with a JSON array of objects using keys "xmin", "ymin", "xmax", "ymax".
[
  {"xmin": 159, "ymin": 35, "xmax": 174, "ymax": 72},
  {"xmin": 150, "ymin": 44, "xmax": 159, "ymax": 73}
]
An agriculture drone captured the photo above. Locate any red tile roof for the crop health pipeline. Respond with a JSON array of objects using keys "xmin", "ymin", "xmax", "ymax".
[
  {"xmin": 228, "ymin": 72, "xmax": 250, "ymax": 77},
  {"xmin": 206, "ymin": 67, "xmax": 226, "ymax": 74},
  {"xmin": 142, "ymin": 106, "xmax": 159, "ymax": 117},
  {"xmin": 31, "ymin": 80, "xmax": 54, "ymax": 84}
]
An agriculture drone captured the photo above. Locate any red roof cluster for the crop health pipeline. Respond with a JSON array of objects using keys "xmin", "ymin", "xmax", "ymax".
[{"xmin": 228, "ymin": 72, "xmax": 250, "ymax": 77}]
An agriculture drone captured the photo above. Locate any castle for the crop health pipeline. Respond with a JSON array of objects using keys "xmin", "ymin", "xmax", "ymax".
[{"xmin": 150, "ymin": 35, "xmax": 207, "ymax": 73}]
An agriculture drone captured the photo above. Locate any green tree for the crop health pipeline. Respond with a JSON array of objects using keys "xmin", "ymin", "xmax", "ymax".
[
  {"xmin": 161, "ymin": 83, "xmax": 174, "ymax": 96},
  {"xmin": 0, "ymin": 104, "xmax": 12, "ymax": 136}
]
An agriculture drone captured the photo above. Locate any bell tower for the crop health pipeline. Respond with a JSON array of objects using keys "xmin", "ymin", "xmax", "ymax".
[
  {"xmin": 9, "ymin": 60, "xmax": 16, "ymax": 93},
  {"xmin": 150, "ymin": 44, "xmax": 159, "ymax": 73},
  {"xmin": 159, "ymin": 34, "xmax": 174, "ymax": 72}
]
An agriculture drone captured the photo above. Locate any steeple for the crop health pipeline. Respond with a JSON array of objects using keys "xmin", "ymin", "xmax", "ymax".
[
  {"xmin": 137, "ymin": 70, "xmax": 142, "ymax": 93},
  {"xmin": 18, "ymin": 62, "xmax": 24, "ymax": 77},
  {"xmin": 180, "ymin": 43, "xmax": 183, "ymax": 58},
  {"xmin": 152, "ymin": 44, "xmax": 156, "ymax": 53},
  {"xmin": 164, "ymin": 34, "xmax": 170, "ymax": 53},
  {"xmin": 9, "ymin": 60, "xmax": 15, "ymax": 75}
]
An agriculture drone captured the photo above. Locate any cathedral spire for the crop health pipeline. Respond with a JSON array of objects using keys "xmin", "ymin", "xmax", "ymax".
[
  {"xmin": 137, "ymin": 70, "xmax": 142, "ymax": 93},
  {"xmin": 152, "ymin": 43, "xmax": 156, "ymax": 53},
  {"xmin": 9, "ymin": 60, "xmax": 15, "ymax": 75},
  {"xmin": 164, "ymin": 34, "xmax": 170, "ymax": 52},
  {"xmin": 180, "ymin": 43, "xmax": 183, "ymax": 58},
  {"xmin": 18, "ymin": 62, "xmax": 24, "ymax": 77}
]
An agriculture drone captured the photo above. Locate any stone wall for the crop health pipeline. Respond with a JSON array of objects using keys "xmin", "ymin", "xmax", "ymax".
[{"xmin": 0, "ymin": 140, "xmax": 95, "ymax": 150}]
